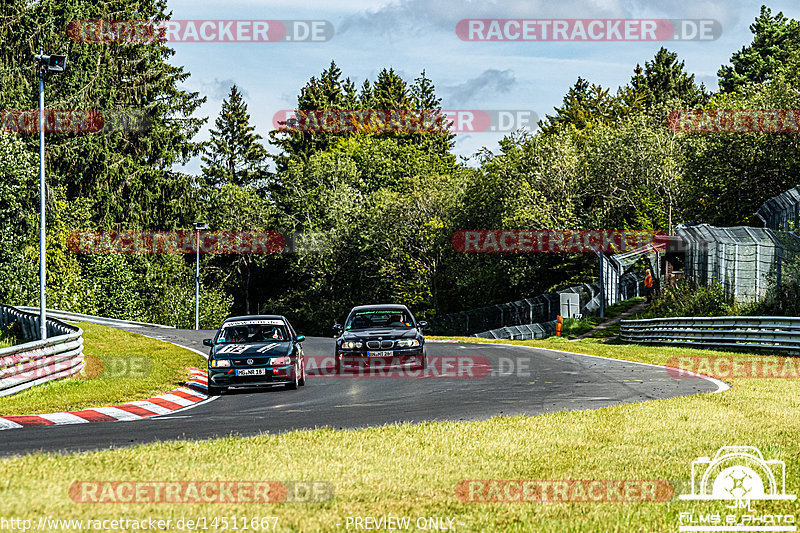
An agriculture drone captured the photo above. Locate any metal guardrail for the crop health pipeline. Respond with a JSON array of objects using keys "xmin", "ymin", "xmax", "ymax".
[
  {"xmin": 620, "ymin": 316, "xmax": 800, "ymax": 352},
  {"xmin": 15, "ymin": 307, "xmax": 174, "ymax": 329},
  {"xmin": 472, "ymin": 320, "xmax": 557, "ymax": 341},
  {"xmin": 0, "ymin": 304, "xmax": 85, "ymax": 397}
]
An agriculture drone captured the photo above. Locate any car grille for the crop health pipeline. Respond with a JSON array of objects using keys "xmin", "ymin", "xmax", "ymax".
[
  {"xmin": 366, "ymin": 340, "xmax": 394, "ymax": 349},
  {"xmin": 232, "ymin": 358, "xmax": 269, "ymax": 366}
]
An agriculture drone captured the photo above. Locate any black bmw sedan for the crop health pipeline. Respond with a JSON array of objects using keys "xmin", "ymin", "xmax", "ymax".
[{"xmin": 333, "ymin": 304, "xmax": 427, "ymax": 373}]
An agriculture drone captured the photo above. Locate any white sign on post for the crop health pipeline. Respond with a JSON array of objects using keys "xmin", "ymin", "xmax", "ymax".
[{"xmin": 559, "ymin": 293, "xmax": 580, "ymax": 319}]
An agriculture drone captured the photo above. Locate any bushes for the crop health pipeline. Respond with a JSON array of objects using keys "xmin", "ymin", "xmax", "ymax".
[
  {"xmin": 640, "ymin": 280, "xmax": 740, "ymax": 318},
  {"xmin": 151, "ymin": 275, "xmax": 233, "ymax": 330},
  {"xmin": 747, "ymin": 278, "xmax": 800, "ymax": 316}
]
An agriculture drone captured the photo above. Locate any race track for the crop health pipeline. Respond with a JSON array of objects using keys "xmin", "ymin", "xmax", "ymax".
[{"xmin": 0, "ymin": 328, "xmax": 722, "ymax": 456}]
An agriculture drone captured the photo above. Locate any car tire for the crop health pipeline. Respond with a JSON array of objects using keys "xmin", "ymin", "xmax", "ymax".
[
  {"xmin": 286, "ymin": 360, "xmax": 300, "ymax": 390},
  {"xmin": 298, "ymin": 357, "xmax": 307, "ymax": 386},
  {"xmin": 208, "ymin": 385, "xmax": 223, "ymax": 396}
]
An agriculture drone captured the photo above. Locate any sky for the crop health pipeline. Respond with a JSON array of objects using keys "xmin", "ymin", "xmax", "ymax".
[{"xmin": 163, "ymin": 0, "xmax": 800, "ymax": 174}]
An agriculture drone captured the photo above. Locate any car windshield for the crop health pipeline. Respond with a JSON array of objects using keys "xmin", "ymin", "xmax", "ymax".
[
  {"xmin": 216, "ymin": 323, "xmax": 290, "ymax": 343},
  {"xmin": 345, "ymin": 309, "xmax": 414, "ymax": 330}
]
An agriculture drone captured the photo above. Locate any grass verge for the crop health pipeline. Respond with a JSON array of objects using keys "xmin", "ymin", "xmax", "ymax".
[
  {"xmin": 0, "ymin": 335, "xmax": 797, "ymax": 531},
  {"xmin": 0, "ymin": 322, "xmax": 204, "ymax": 416}
]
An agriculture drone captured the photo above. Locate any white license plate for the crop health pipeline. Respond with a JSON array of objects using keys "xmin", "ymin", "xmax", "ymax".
[
  {"xmin": 368, "ymin": 351, "xmax": 393, "ymax": 358},
  {"xmin": 236, "ymin": 368, "xmax": 266, "ymax": 376}
]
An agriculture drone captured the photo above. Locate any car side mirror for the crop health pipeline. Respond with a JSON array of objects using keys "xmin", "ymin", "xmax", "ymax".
[
  {"xmin": 333, "ymin": 324, "xmax": 343, "ymax": 333},
  {"xmin": 295, "ymin": 335, "xmax": 305, "ymax": 343},
  {"xmin": 203, "ymin": 339, "xmax": 213, "ymax": 347},
  {"xmin": 418, "ymin": 321, "xmax": 428, "ymax": 329}
]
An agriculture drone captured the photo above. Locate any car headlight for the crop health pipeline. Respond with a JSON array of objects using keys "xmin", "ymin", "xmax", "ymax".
[
  {"xmin": 270, "ymin": 356, "xmax": 291, "ymax": 365},
  {"xmin": 395, "ymin": 339, "xmax": 420, "ymax": 348},
  {"xmin": 211, "ymin": 359, "xmax": 230, "ymax": 368},
  {"xmin": 341, "ymin": 341, "xmax": 363, "ymax": 350}
]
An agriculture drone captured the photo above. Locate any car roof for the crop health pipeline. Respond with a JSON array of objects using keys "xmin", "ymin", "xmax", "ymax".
[
  {"xmin": 222, "ymin": 315, "xmax": 287, "ymax": 323},
  {"xmin": 349, "ymin": 304, "xmax": 410, "ymax": 312}
]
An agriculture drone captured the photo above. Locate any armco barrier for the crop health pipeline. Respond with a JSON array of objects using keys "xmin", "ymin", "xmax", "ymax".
[
  {"xmin": 15, "ymin": 306, "xmax": 174, "ymax": 329},
  {"xmin": 471, "ymin": 320, "xmax": 556, "ymax": 341},
  {"xmin": 0, "ymin": 304, "xmax": 84, "ymax": 397},
  {"xmin": 620, "ymin": 316, "xmax": 800, "ymax": 352}
]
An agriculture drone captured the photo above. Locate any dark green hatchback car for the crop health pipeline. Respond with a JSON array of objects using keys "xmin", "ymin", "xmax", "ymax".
[{"xmin": 203, "ymin": 315, "xmax": 307, "ymax": 396}]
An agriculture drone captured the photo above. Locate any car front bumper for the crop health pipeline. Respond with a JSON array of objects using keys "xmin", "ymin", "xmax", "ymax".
[
  {"xmin": 208, "ymin": 364, "xmax": 295, "ymax": 387},
  {"xmin": 337, "ymin": 347, "xmax": 425, "ymax": 369}
]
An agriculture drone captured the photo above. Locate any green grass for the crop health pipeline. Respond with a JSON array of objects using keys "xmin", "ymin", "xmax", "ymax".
[
  {"xmin": 0, "ymin": 322, "xmax": 204, "ymax": 416},
  {"xmin": 1, "ymin": 335, "xmax": 798, "ymax": 531}
]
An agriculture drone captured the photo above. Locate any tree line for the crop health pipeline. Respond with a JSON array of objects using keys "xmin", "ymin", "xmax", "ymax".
[{"xmin": 1, "ymin": 3, "xmax": 799, "ymax": 333}]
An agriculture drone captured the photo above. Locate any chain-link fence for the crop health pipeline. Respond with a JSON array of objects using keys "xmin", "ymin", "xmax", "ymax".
[
  {"xmin": 604, "ymin": 251, "xmax": 653, "ymax": 307},
  {"xmin": 426, "ymin": 282, "xmax": 602, "ymax": 337},
  {"xmin": 756, "ymin": 185, "xmax": 800, "ymax": 231},
  {"xmin": 676, "ymin": 224, "xmax": 800, "ymax": 302},
  {"xmin": 445, "ymin": 185, "xmax": 800, "ymax": 338}
]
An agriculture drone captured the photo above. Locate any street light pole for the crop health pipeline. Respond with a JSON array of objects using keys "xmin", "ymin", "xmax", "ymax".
[
  {"xmin": 38, "ymin": 51, "xmax": 46, "ymax": 340},
  {"xmin": 196, "ymin": 231, "xmax": 199, "ymax": 330},
  {"xmin": 34, "ymin": 50, "xmax": 67, "ymax": 340},
  {"xmin": 194, "ymin": 222, "xmax": 208, "ymax": 330}
]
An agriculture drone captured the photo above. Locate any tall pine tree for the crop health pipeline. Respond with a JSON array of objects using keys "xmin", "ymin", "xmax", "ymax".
[
  {"xmin": 0, "ymin": 0, "xmax": 207, "ymax": 229},
  {"xmin": 270, "ymin": 62, "xmax": 455, "ymax": 167},
  {"xmin": 410, "ymin": 70, "xmax": 455, "ymax": 159},
  {"xmin": 541, "ymin": 78, "xmax": 635, "ymax": 133},
  {"xmin": 719, "ymin": 6, "xmax": 800, "ymax": 92},
  {"xmin": 201, "ymin": 85, "xmax": 268, "ymax": 188},
  {"xmin": 631, "ymin": 47, "xmax": 707, "ymax": 108}
]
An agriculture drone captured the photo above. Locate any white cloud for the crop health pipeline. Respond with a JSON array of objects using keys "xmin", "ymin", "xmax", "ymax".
[
  {"xmin": 201, "ymin": 78, "xmax": 249, "ymax": 101},
  {"xmin": 442, "ymin": 69, "xmax": 516, "ymax": 106}
]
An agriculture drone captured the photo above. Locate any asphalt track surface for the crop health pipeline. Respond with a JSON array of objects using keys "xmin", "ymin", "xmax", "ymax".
[{"xmin": 0, "ymin": 328, "xmax": 722, "ymax": 456}]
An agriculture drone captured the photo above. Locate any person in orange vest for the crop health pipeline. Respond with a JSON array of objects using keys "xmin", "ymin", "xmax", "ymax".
[{"xmin": 644, "ymin": 268, "xmax": 654, "ymax": 302}]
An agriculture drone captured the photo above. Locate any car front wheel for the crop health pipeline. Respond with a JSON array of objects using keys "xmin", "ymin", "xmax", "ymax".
[
  {"xmin": 286, "ymin": 359, "xmax": 300, "ymax": 390},
  {"xmin": 298, "ymin": 357, "xmax": 306, "ymax": 386}
]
